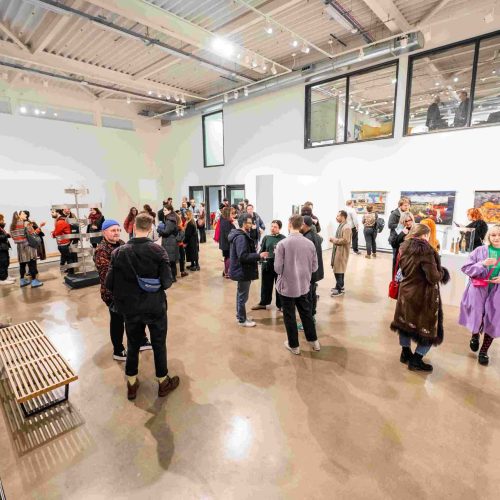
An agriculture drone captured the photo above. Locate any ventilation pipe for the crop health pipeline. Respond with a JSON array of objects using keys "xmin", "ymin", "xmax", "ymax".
[{"xmin": 167, "ymin": 31, "xmax": 424, "ymax": 121}]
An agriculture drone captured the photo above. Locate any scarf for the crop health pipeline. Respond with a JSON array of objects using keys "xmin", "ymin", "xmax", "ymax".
[{"xmin": 89, "ymin": 212, "xmax": 101, "ymax": 224}]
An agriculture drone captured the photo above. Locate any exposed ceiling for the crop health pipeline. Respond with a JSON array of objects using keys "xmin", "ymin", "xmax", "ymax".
[{"xmin": 0, "ymin": 0, "xmax": 496, "ymax": 118}]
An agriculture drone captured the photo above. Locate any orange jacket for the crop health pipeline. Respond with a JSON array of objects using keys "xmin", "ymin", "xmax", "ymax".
[{"xmin": 52, "ymin": 217, "xmax": 71, "ymax": 245}]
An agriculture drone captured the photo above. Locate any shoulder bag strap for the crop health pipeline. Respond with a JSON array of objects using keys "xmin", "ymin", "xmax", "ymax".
[
  {"xmin": 393, "ymin": 252, "xmax": 402, "ymax": 281},
  {"xmin": 486, "ymin": 257, "xmax": 500, "ymax": 279}
]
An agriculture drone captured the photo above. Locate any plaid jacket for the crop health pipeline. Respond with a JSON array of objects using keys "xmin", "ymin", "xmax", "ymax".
[{"xmin": 94, "ymin": 238, "xmax": 125, "ymax": 306}]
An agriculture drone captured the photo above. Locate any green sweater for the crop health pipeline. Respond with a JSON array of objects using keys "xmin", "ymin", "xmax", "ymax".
[{"xmin": 260, "ymin": 234, "xmax": 286, "ymax": 259}]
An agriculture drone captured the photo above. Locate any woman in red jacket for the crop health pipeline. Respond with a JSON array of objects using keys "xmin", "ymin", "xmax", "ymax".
[
  {"xmin": 124, "ymin": 207, "xmax": 138, "ymax": 240},
  {"xmin": 51, "ymin": 208, "xmax": 74, "ymax": 275}
]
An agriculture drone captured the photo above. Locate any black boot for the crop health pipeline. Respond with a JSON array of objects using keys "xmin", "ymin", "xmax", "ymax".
[
  {"xmin": 400, "ymin": 347, "xmax": 412, "ymax": 364},
  {"xmin": 478, "ymin": 352, "xmax": 489, "ymax": 366},
  {"xmin": 470, "ymin": 335, "xmax": 480, "ymax": 353},
  {"xmin": 408, "ymin": 353, "xmax": 433, "ymax": 372}
]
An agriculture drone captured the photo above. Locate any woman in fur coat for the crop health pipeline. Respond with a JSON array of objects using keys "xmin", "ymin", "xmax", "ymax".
[{"xmin": 390, "ymin": 224, "xmax": 450, "ymax": 372}]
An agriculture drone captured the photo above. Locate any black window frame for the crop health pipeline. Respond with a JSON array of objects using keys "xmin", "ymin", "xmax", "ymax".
[
  {"xmin": 304, "ymin": 59, "xmax": 399, "ymax": 149},
  {"xmin": 202, "ymin": 110, "xmax": 225, "ymax": 168},
  {"xmin": 404, "ymin": 29, "xmax": 500, "ymax": 137}
]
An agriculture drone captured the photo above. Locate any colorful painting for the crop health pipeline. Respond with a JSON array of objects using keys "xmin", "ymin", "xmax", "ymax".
[
  {"xmin": 401, "ymin": 191, "xmax": 456, "ymax": 225},
  {"xmin": 351, "ymin": 191, "xmax": 387, "ymax": 214},
  {"xmin": 474, "ymin": 191, "xmax": 500, "ymax": 223}
]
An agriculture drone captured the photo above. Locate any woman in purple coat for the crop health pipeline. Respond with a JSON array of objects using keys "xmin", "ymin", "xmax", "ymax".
[{"xmin": 459, "ymin": 224, "xmax": 500, "ymax": 365}]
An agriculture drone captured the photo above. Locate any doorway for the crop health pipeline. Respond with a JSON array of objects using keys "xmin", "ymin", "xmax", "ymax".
[
  {"xmin": 205, "ymin": 185, "xmax": 225, "ymax": 228},
  {"xmin": 189, "ymin": 186, "xmax": 204, "ymax": 206},
  {"xmin": 226, "ymin": 184, "xmax": 245, "ymax": 206}
]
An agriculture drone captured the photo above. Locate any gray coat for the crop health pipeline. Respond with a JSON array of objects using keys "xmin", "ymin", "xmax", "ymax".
[{"xmin": 158, "ymin": 214, "xmax": 179, "ymax": 263}]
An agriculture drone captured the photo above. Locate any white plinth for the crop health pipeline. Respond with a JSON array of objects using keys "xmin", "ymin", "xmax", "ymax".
[{"xmin": 440, "ymin": 251, "xmax": 468, "ymax": 307}]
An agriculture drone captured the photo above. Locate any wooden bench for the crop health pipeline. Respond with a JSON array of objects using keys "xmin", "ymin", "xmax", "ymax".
[{"xmin": 0, "ymin": 321, "xmax": 78, "ymax": 418}]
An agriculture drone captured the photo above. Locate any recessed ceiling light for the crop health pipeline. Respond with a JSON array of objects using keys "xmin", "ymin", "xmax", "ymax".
[
  {"xmin": 34, "ymin": 109, "xmax": 40, "ymax": 115},
  {"xmin": 234, "ymin": 90, "xmax": 239, "ymax": 99},
  {"xmin": 271, "ymin": 64, "xmax": 277, "ymax": 75},
  {"xmin": 212, "ymin": 37, "xmax": 234, "ymax": 57},
  {"xmin": 453, "ymin": 77, "xmax": 459, "ymax": 82},
  {"xmin": 20, "ymin": 106, "xmax": 27, "ymax": 114},
  {"xmin": 126, "ymin": 96, "xmax": 131, "ymax": 104},
  {"xmin": 224, "ymin": 94, "xmax": 228, "ymax": 103},
  {"xmin": 291, "ymin": 39, "xmax": 299, "ymax": 48},
  {"xmin": 244, "ymin": 87, "xmax": 249, "ymax": 97}
]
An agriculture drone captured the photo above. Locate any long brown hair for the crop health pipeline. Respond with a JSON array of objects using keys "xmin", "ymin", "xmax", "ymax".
[
  {"xmin": 10, "ymin": 211, "xmax": 20, "ymax": 232},
  {"xmin": 406, "ymin": 223, "xmax": 430, "ymax": 240}
]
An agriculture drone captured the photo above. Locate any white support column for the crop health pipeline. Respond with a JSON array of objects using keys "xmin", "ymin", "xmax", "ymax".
[{"xmin": 394, "ymin": 55, "xmax": 409, "ymax": 139}]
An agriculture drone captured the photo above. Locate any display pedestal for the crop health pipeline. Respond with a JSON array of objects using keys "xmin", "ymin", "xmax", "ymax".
[
  {"xmin": 64, "ymin": 271, "xmax": 100, "ymax": 290},
  {"xmin": 440, "ymin": 252, "xmax": 468, "ymax": 307}
]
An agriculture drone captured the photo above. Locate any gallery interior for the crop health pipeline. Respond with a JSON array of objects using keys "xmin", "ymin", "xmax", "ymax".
[{"xmin": 1, "ymin": 0, "xmax": 500, "ymax": 498}]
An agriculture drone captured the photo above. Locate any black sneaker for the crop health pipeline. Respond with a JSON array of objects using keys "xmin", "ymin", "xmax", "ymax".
[
  {"xmin": 478, "ymin": 353, "xmax": 489, "ymax": 366},
  {"xmin": 113, "ymin": 349, "xmax": 127, "ymax": 361},
  {"xmin": 330, "ymin": 289, "xmax": 345, "ymax": 297},
  {"xmin": 140, "ymin": 339, "xmax": 153, "ymax": 351},
  {"xmin": 408, "ymin": 353, "xmax": 433, "ymax": 372},
  {"xmin": 470, "ymin": 336, "xmax": 480, "ymax": 352}
]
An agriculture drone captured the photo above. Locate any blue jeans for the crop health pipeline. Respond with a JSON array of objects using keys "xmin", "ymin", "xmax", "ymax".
[
  {"xmin": 399, "ymin": 333, "xmax": 431, "ymax": 356},
  {"xmin": 236, "ymin": 280, "xmax": 251, "ymax": 323}
]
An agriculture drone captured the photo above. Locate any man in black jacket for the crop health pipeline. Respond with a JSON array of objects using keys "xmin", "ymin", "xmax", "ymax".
[
  {"xmin": 454, "ymin": 91, "xmax": 470, "ymax": 128},
  {"xmin": 228, "ymin": 214, "xmax": 268, "ymax": 327},
  {"xmin": 106, "ymin": 212, "xmax": 179, "ymax": 401},
  {"xmin": 390, "ymin": 214, "xmax": 414, "ymax": 256},
  {"xmin": 388, "ymin": 197, "xmax": 412, "ymax": 273},
  {"xmin": 301, "ymin": 216, "xmax": 324, "ymax": 318}
]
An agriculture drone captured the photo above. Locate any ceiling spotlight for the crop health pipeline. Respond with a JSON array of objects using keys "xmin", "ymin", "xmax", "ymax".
[
  {"xmin": 301, "ymin": 44, "xmax": 310, "ymax": 54},
  {"xmin": 291, "ymin": 39, "xmax": 299, "ymax": 48},
  {"xmin": 391, "ymin": 78, "xmax": 397, "ymax": 84},
  {"xmin": 166, "ymin": 93, "xmax": 170, "ymax": 100},
  {"xmin": 234, "ymin": 90, "xmax": 239, "ymax": 99},
  {"xmin": 53, "ymin": 112, "xmax": 58, "ymax": 117},
  {"xmin": 41, "ymin": 110, "xmax": 46, "ymax": 115},
  {"xmin": 174, "ymin": 94, "xmax": 179, "ymax": 101},
  {"xmin": 262, "ymin": 63, "xmax": 268, "ymax": 72},
  {"xmin": 244, "ymin": 87, "xmax": 249, "ymax": 97},
  {"xmin": 157, "ymin": 92, "xmax": 162, "ymax": 98},
  {"xmin": 180, "ymin": 108, "xmax": 185, "ymax": 117},
  {"xmin": 224, "ymin": 94, "xmax": 229, "ymax": 103},
  {"xmin": 350, "ymin": 28, "xmax": 358, "ymax": 34},
  {"xmin": 19, "ymin": 106, "xmax": 27, "ymax": 114},
  {"xmin": 251, "ymin": 58, "xmax": 258, "ymax": 68},
  {"xmin": 126, "ymin": 96, "xmax": 131, "ymax": 104},
  {"xmin": 212, "ymin": 37, "xmax": 234, "ymax": 57},
  {"xmin": 236, "ymin": 53, "xmax": 241, "ymax": 59},
  {"xmin": 271, "ymin": 64, "xmax": 277, "ymax": 75},
  {"xmin": 181, "ymin": 95, "xmax": 186, "ymax": 104},
  {"xmin": 175, "ymin": 107, "xmax": 180, "ymax": 117},
  {"xmin": 435, "ymin": 82, "xmax": 440, "ymax": 86},
  {"xmin": 493, "ymin": 70, "xmax": 497, "ymax": 74},
  {"xmin": 453, "ymin": 77, "xmax": 459, "ymax": 82},
  {"xmin": 34, "ymin": 109, "xmax": 40, "ymax": 115},
  {"xmin": 148, "ymin": 90, "xmax": 153, "ymax": 95},
  {"xmin": 265, "ymin": 21, "xmax": 273, "ymax": 35},
  {"xmin": 358, "ymin": 47, "xmax": 364, "ymax": 60}
]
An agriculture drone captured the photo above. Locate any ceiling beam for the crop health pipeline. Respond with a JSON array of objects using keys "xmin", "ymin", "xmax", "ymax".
[
  {"xmin": 132, "ymin": 56, "xmax": 177, "ymax": 81},
  {"xmin": 29, "ymin": 10, "xmax": 73, "ymax": 55},
  {"xmin": 417, "ymin": 0, "xmax": 454, "ymax": 27},
  {"xmin": 360, "ymin": 0, "xmax": 412, "ymax": 33},
  {"xmin": 0, "ymin": 22, "xmax": 29, "ymax": 52},
  {"xmin": 0, "ymin": 39, "xmax": 205, "ymax": 100}
]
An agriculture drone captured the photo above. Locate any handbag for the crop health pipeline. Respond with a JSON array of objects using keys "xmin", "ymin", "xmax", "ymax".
[
  {"xmin": 472, "ymin": 257, "xmax": 500, "ymax": 287},
  {"xmin": 388, "ymin": 252, "xmax": 402, "ymax": 299},
  {"xmin": 25, "ymin": 226, "xmax": 41, "ymax": 248},
  {"xmin": 124, "ymin": 248, "xmax": 162, "ymax": 293}
]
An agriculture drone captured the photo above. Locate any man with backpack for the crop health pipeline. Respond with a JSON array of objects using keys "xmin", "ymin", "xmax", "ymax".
[{"xmin": 106, "ymin": 212, "xmax": 179, "ymax": 401}]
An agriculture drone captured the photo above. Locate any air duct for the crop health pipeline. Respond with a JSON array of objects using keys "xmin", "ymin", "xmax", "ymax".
[{"xmin": 168, "ymin": 31, "xmax": 424, "ymax": 121}]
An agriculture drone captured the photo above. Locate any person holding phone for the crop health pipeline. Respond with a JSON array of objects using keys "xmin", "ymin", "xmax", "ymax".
[{"xmin": 459, "ymin": 224, "xmax": 500, "ymax": 366}]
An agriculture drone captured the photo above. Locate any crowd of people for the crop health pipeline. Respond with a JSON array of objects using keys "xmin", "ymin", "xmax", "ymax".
[{"xmin": 1, "ymin": 193, "xmax": 499, "ymax": 400}]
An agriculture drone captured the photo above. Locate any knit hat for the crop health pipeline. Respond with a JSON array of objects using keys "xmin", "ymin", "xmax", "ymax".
[
  {"xmin": 303, "ymin": 215, "xmax": 313, "ymax": 227},
  {"xmin": 102, "ymin": 219, "xmax": 120, "ymax": 231}
]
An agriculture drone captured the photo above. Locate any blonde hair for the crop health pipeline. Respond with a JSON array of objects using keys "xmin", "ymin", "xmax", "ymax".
[
  {"xmin": 406, "ymin": 223, "xmax": 430, "ymax": 240},
  {"xmin": 484, "ymin": 224, "xmax": 500, "ymax": 246}
]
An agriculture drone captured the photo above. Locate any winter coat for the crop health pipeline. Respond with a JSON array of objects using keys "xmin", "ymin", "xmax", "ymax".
[
  {"xmin": 52, "ymin": 216, "xmax": 71, "ymax": 245},
  {"xmin": 303, "ymin": 229, "xmax": 324, "ymax": 282},
  {"xmin": 249, "ymin": 212, "xmax": 265, "ymax": 244},
  {"xmin": 124, "ymin": 215, "xmax": 135, "ymax": 235},
  {"xmin": 301, "ymin": 206, "xmax": 321, "ymax": 233},
  {"xmin": 87, "ymin": 215, "xmax": 104, "ymax": 247},
  {"xmin": 388, "ymin": 208, "xmax": 402, "ymax": 246},
  {"xmin": 330, "ymin": 223, "xmax": 352, "ymax": 274},
  {"xmin": 184, "ymin": 220, "xmax": 199, "ymax": 262},
  {"xmin": 459, "ymin": 245, "xmax": 500, "ymax": 338},
  {"xmin": 465, "ymin": 220, "xmax": 489, "ymax": 250},
  {"xmin": 218, "ymin": 216, "xmax": 234, "ymax": 252},
  {"xmin": 0, "ymin": 225, "xmax": 11, "ymax": 252},
  {"xmin": 94, "ymin": 238, "xmax": 125, "ymax": 306},
  {"xmin": 228, "ymin": 228, "xmax": 260, "ymax": 281},
  {"xmin": 390, "ymin": 238, "xmax": 449, "ymax": 346},
  {"xmin": 158, "ymin": 213, "xmax": 179, "ymax": 263},
  {"xmin": 105, "ymin": 237, "xmax": 172, "ymax": 317}
]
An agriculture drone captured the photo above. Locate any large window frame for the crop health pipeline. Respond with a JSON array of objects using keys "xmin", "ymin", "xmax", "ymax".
[
  {"xmin": 304, "ymin": 60, "xmax": 399, "ymax": 149},
  {"xmin": 202, "ymin": 110, "xmax": 225, "ymax": 168},
  {"xmin": 404, "ymin": 29, "xmax": 500, "ymax": 137}
]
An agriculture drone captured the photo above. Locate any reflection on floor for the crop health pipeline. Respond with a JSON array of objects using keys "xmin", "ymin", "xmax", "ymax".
[{"xmin": 1, "ymin": 242, "xmax": 500, "ymax": 499}]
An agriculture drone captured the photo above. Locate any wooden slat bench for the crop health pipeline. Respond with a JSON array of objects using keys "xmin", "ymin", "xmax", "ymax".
[{"xmin": 0, "ymin": 321, "xmax": 78, "ymax": 418}]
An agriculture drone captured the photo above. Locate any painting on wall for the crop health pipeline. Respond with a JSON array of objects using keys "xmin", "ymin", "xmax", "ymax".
[
  {"xmin": 401, "ymin": 191, "xmax": 456, "ymax": 225},
  {"xmin": 474, "ymin": 191, "xmax": 500, "ymax": 223},
  {"xmin": 292, "ymin": 204, "xmax": 302, "ymax": 215},
  {"xmin": 351, "ymin": 191, "xmax": 387, "ymax": 214}
]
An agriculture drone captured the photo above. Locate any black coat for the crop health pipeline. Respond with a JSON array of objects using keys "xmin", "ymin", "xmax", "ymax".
[
  {"xmin": 388, "ymin": 208, "xmax": 401, "ymax": 246},
  {"xmin": 466, "ymin": 219, "xmax": 489, "ymax": 250},
  {"xmin": 304, "ymin": 230, "xmax": 324, "ymax": 282},
  {"xmin": 105, "ymin": 237, "xmax": 172, "ymax": 317},
  {"xmin": 228, "ymin": 228, "xmax": 260, "ymax": 281},
  {"xmin": 184, "ymin": 220, "xmax": 199, "ymax": 262},
  {"xmin": 88, "ymin": 215, "xmax": 105, "ymax": 246},
  {"xmin": 218, "ymin": 217, "xmax": 234, "ymax": 252},
  {"xmin": 158, "ymin": 213, "xmax": 179, "ymax": 262},
  {"xmin": 0, "ymin": 226, "xmax": 11, "ymax": 252},
  {"xmin": 426, "ymin": 103, "xmax": 443, "ymax": 130}
]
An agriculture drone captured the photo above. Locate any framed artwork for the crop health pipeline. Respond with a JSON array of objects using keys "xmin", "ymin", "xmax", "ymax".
[
  {"xmin": 351, "ymin": 191, "xmax": 387, "ymax": 214},
  {"xmin": 401, "ymin": 191, "xmax": 456, "ymax": 225},
  {"xmin": 474, "ymin": 191, "xmax": 500, "ymax": 223},
  {"xmin": 292, "ymin": 205, "xmax": 302, "ymax": 215}
]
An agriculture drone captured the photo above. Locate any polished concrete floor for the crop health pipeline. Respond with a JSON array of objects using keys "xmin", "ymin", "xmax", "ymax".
[{"xmin": 1, "ymin": 242, "xmax": 500, "ymax": 500}]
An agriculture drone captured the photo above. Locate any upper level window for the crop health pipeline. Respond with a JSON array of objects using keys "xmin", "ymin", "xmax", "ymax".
[
  {"xmin": 202, "ymin": 111, "xmax": 224, "ymax": 167},
  {"xmin": 406, "ymin": 43, "xmax": 475, "ymax": 135},
  {"xmin": 305, "ymin": 62, "xmax": 398, "ymax": 148}
]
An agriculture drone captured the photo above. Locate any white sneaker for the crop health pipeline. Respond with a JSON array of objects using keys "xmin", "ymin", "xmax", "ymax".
[
  {"xmin": 308, "ymin": 340, "xmax": 321, "ymax": 351},
  {"xmin": 284, "ymin": 341, "xmax": 300, "ymax": 355},
  {"xmin": 239, "ymin": 320, "xmax": 256, "ymax": 327}
]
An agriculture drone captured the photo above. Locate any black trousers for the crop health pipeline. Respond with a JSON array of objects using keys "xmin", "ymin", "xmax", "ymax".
[
  {"xmin": 109, "ymin": 307, "xmax": 126, "ymax": 353},
  {"xmin": 352, "ymin": 227, "xmax": 359, "ymax": 253},
  {"xmin": 58, "ymin": 244, "xmax": 75, "ymax": 274},
  {"xmin": 179, "ymin": 246, "xmax": 186, "ymax": 272},
  {"xmin": 334, "ymin": 273, "xmax": 345, "ymax": 291},
  {"xmin": 125, "ymin": 313, "xmax": 168, "ymax": 378},
  {"xmin": 308, "ymin": 281, "xmax": 318, "ymax": 316},
  {"xmin": 260, "ymin": 263, "xmax": 281, "ymax": 308},
  {"xmin": 20, "ymin": 259, "xmax": 37, "ymax": 279},
  {"xmin": 364, "ymin": 227, "xmax": 377, "ymax": 256},
  {"xmin": 281, "ymin": 294, "xmax": 317, "ymax": 349},
  {"xmin": 392, "ymin": 248, "xmax": 398, "ymax": 275},
  {"xmin": 170, "ymin": 261, "xmax": 177, "ymax": 280},
  {"xmin": 198, "ymin": 225, "xmax": 206, "ymax": 243},
  {"xmin": 0, "ymin": 251, "xmax": 9, "ymax": 281}
]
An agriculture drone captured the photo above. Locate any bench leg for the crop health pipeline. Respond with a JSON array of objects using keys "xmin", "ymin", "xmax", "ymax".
[{"xmin": 20, "ymin": 384, "xmax": 70, "ymax": 418}]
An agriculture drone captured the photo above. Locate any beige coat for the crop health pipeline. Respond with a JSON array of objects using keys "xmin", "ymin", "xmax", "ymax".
[{"xmin": 331, "ymin": 224, "xmax": 352, "ymax": 273}]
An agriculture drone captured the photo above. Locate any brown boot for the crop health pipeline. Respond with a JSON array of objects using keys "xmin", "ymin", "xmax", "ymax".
[
  {"xmin": 158, "ymin": 375, "xmax": 180, "ymax": 397},
  {"xmin": 127, "ymin": 379, "xmax": 140, "ymax": 400}
]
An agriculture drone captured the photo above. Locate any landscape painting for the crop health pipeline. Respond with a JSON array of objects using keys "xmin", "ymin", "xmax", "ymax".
[
  {"xmin": 474, "ymin": 191, "xmax": 500, "ymax": 223},
  {"xmin": 351, "ymin": 191, "xmax": 387, "ymax": 214},
  {"xmin": 401, "ymin": 191, "xmax": 456, "ymax": 225}
]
